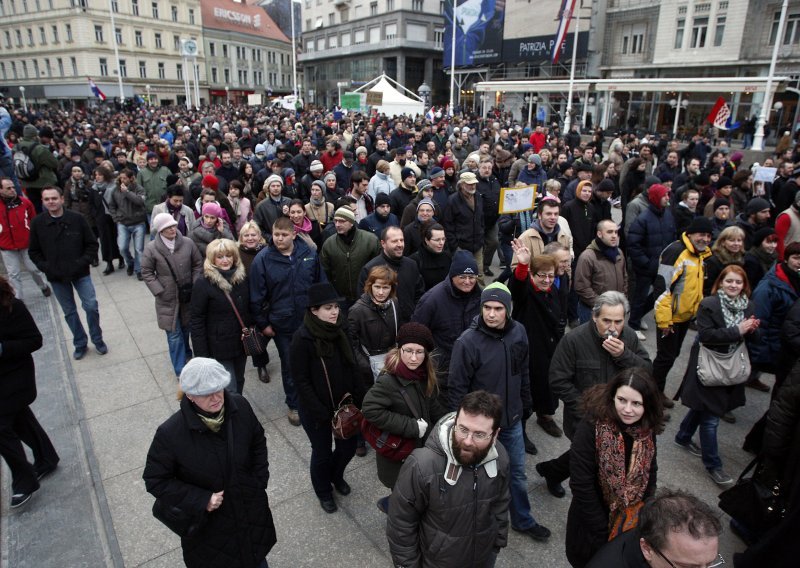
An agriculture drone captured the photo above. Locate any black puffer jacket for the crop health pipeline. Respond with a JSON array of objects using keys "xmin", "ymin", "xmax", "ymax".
[
  {"xmin": 442, "ymin": 191, "xmax": 484, "ymax": 254},
  {"xmin": 143, "ymin": 392, "xmax": 276, "ymax": 568},
  {"xmin": 358, "ymin": 253, "xmax": 425, "ymax": 325},
  {"xmin": 386, "ymin": 413, "xmax": 509, "ymax": 568},
  {"xmin": 190, "ymin": 263, "xmax": 252, "ymax": 361}
]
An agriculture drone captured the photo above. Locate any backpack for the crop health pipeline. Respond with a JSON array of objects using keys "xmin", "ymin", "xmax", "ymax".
[{"xmin": 13, "ymin": 142, "xmax": 39, "ymax": 181}]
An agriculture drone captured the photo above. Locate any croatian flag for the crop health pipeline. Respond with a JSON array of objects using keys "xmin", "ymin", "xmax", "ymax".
[
  {"xmin": 551, "ymin": 0, "xmax": 577, "ymax": 65},
  {"xmin": 706, "ymin": 97, "xmax": 741, "ymax": 131},
  {"xmin": 426, "ymin": 107, "xmax": 436, "ymax": 121},
  {"xmin": 87, "ymin": 77, "xmax": 106, "ymax": 101}
]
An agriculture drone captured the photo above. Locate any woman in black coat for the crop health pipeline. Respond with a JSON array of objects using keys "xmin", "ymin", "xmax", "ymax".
[
  {"xmin": 509, "ymin": 246, "xmax": 565, "ymax": 451},
  {"xmin": 143, "ymin": 357, "xmax": 276, "ymax": 568},
  {"xmin": 407, "ymin": 222, "xmax": 451, "ymax": 291},
  {"xmin": 191, "ymin": 238, "xmax": 254, "ymax": 394},
  {"xmin": 289, "ymin": 282, "xmax": 367, "ymax": 514},
  {"xmin": 0, "ymin": 276, "xmax": 59, "ymax": 508},
  {"xmin": 674, "ymin": 265, "xmax": 760, "ymax": 486}
]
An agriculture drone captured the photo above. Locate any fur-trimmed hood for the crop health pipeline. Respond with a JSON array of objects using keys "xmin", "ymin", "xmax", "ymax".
[{"xmin": 203, "ymin": 262, "xmax": 246, "ymax": 292}]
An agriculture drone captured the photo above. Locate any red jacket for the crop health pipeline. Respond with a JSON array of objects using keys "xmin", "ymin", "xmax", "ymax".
[
  {"xmin": 0, "ymin": 195, "xmax": 36, "ymax": 251},
  {"xmin": 320, "ymin": 150, "xmax": 343, "ymax": 172}
]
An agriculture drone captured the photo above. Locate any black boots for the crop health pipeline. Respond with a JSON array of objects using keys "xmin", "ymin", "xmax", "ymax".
[{"xmin": 102, "ymin": 262, "xmax": 115, "ymax": 275}]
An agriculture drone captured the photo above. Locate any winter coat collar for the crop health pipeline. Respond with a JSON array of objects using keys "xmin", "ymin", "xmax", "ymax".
[
  {"xmin": 203, "ymin": 261, "xmax": 246, "ymax": 292},
  {"xmin": 432, "ymin": 413, "xmax": 499, "ymax": 486}
]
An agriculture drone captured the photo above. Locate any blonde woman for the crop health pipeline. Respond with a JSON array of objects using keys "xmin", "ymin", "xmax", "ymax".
[
  {"xmin": 190, "ymin": 239, "xmax": 254, "ymax": 394},
  {"xmin": 238, "ymin": 221, "xmax": 272, "ymax": 383}
]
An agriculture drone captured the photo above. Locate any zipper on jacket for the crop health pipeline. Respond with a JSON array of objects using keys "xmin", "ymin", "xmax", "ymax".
[{"xmin": 472, "ymin": 467, "xmax": 478, "ymax": 563}]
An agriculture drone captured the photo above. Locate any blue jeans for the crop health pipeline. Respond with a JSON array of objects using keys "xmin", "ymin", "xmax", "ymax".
[
  {"xmin": 497, "ymin": 421, "xmax": 539, "ymax": 530},
  {"xmin": 676, "ymin": 409, "xmax": 722, "ymax": 472},
  {"xmin": 274, "ymin": 332, "xmax": 298, "ymax": 410},
  {"xmin": 577, "ymin": 300, "xmax": 593, "ymax": 324},
  {"xmin": 117, "ymin": 223, "xmax": 146, "ymax": 274},
  {"xmin": 51, "ymin": 276, "xmax": 103, "ymax": 350},
  {"xmin": 165, "ymin": 317, "xmax": 192, "ymax": 376}
]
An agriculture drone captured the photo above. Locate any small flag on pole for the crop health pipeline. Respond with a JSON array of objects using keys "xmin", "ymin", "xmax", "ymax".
[
  {"xmin": 551, "ymin": 0, "xmax": 577, "ymax": 65},
  {"xmin": 426, "ymin": 107, "xmax": 436, "ymax": 121},
  {"xmin": 706, "ymin": 97, "xmax": 740, "ymax": 131},
  {"xmin": 87, "ymin": 77, "xmax": 107, "ymax": 101}
]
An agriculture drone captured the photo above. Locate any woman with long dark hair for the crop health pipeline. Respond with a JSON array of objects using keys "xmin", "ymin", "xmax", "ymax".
[
  {"xmin": 565, "ymin": 368, "xmax": 663, "ymax": 567},
  {"xmin": 361, "ymin": 323, "xmax": 445, "ymax": 514}
]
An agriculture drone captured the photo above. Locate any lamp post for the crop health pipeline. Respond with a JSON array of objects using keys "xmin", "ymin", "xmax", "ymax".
[
  {"xmin": 753, "ymin": 0, "xmax": 789, "ymax": 150},
  {"xmin": 418, "ymin": 82, "xmax": 431, "ymax": 110},
  {"xmin": 290, "ymin": 0, "xmax": 300, "ymax": 99},
  {"xmin": 145, "ymin": 84, "xmax": 151, "ymax": 104},
  {"xmin": 669, "ymin": 95, "xmax": 689, "ymax": 138},
  {"xmin": 225, "ymin": 85, "xmax": 229, "ymax": 105},
  {"xmin": 525, "ymin": 95, "xmax": 538, "ymax": 126},
  {"xmin": 774, "ymin": 101, "xmax": 785, "ymax": 141},
  {"xmin": 19, "ymin": 86, "xmax": 26, "ymax": 110}
]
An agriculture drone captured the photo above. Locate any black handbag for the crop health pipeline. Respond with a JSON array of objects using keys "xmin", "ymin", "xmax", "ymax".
[
  {"xmin": 224, "ymin": 291, "xmax": 267, "ymax": 356},
  {"xmin": 158, "ymin": 251, "xmax": 193, "ymax": 304},
  {"xmin": 718, "ymin": 458, "xmax": 784, "ymax": 532}
]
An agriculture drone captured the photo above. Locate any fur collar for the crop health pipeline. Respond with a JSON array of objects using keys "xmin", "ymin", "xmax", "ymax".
[{"xmin": 203, "ymin": 262, "xmax": 246, "ymax": 292}]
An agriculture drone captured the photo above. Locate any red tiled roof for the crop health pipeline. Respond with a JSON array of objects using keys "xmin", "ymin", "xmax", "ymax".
[{"xmin": 201, "ymin": 0, "xmax": 290, "ymax": 43}]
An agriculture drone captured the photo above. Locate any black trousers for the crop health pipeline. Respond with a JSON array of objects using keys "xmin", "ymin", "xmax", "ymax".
[
  {"xmin": 298, "ymin": 405, "xmax": 357, "ymax": 500},
  {"xmin": 96, "ymin": 213, "xmax": 121, "ymax": 263},
  {"xmin": 0, "ymin": 406, "xmax": 59, "ymax": 494},
  {"xmin": 653, "ymin": 320, "xmax": 691, "ymax": 393}
]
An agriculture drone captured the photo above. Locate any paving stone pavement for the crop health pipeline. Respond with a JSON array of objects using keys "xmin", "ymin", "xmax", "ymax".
[{"xmin": 1, "ymin": 256, "xmax": 766, "ymax": 567}]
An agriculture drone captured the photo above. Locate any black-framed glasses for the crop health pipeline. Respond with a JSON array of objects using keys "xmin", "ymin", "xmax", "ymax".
[{"xmin": 653, "ymin": 545, "xmax": 725, "ymax": 568}]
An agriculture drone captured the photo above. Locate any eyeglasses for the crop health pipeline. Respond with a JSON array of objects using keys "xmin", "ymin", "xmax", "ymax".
[
  {"xmin": 401, "ymin": 348, "xmax": 425, "ymax": 358},
  {"xmin": 653, "ymin": 545, "xmax": 725, "ymax": 568},
  {"xmin": 455, "ymin": 275, "xmax": 478, "ymax": 281},
  {"xmin": 534, "ymin": 273, "xmax": 556, "ymax": 281},
  {"xmin": 454, "ymin": 424, "xmax": 493, "ymax": 442}
]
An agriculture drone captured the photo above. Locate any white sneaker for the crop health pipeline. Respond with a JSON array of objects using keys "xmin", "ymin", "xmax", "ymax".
[
  {"xmin": 639, "ymin": 322, "xmax": 649, "ymax": 331},
  {"xmin": 635, "ymin": 330, "xmax": 646, "ymax": 341}
]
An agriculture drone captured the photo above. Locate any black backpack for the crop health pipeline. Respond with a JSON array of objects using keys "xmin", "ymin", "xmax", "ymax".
[{"xmin": 13, "ymin": 142, "xmax": 39, "ymax": 181}]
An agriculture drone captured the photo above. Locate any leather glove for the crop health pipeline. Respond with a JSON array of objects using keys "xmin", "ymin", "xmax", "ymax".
[{"xmin": 417, "ymin": 418, "xmax": 428, "ymax": 438}]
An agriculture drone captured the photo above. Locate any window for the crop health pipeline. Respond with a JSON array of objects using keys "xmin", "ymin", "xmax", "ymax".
[
  {"xmin": 329, "ymin": 12, "xmax": 334, "ymax": 25},
  {"xmin": 674, "ymin": 18, "xmax": 685, "ymax": 49},
  {"xmin": 22, "ymin": 61, "xmax": 28, "ymax": 79},
  {"xmin": 369, "ymin": 1, "xmax": 376, "ymax": 15},
  {"xmin": 412, "ymin": 0, "xmax": 422, "ymax": 10},
  {"xmin": 386, "ymin": 0, "xmax": 393, "ymax": 10},
  {"xmin": 21, "ymin": 0, "xmax": 27, "ymax": 11},
  {"xmin": 354, "ymin": 29, "xmax": 365, "ymax": 44},
  {"xmin": 770, "ymin": 12, "xmax": 800, "ymax": 45},
  {"xmin": 135, "ymin": 30, "xmax": 143, "ymax": 47},
  {"xmin": 132, "ymin": 0, "xmax": 138, "ymax": 15},
  {"xmin": 44, "ymin": 58, "xmax": 51, "ymax": 76},
  {"xmin": 305, "ymin": 18, "xmax": 311, "ymax": 30},
  {"xmin": 176, "ymin": 62, "xmax": 183, "ymax": 79},
  {"xmin": 3, "ymin": 31, "xmax": 10, "ymax": 48},
  {"xmin": 328, "ymin": 34, "xmax": 337, "ymax": 48},
  {"xmin": 11, "ymin": 62, "xmax": 17, "ymax": 80},
  {"xmin": 119, "ymin": 59, "xmax": 127, "ymax": 77},
  {"xmin": 691, "ymin": 16, "xmax": 708, "ymax": 48},
  {"xmin": 39, "ymin": 26, "xmax": 46, "ymax": 44},
  {"xmin": 714, "ymin": 15, "xmax": 725, "ymax": 46},
  {"xmin": 211, "ymin": 67, "xmax": 218, "ymax": 82},
  {"xmin": 57, "ymin": 58, "xmax": 64, "ymax": 76},
  {"xmin": 33, "ymin": 60, "xmax": 40, "ymax": 77},
  {"xmin": 155, "ymin": 32, "xmax": 162, "ymax": 48},
  {"xmin": 139, "ymin": 60, "xmax": 147, "ymax": 78},
  {"xmin": 99, "ymin": 57, "xmax": 108, "ymax": 75},
  {"xmin": 434, "ymin": 27, "xmax": 443, "ymax": 47},
  {"xmin": 158, "ymin": 62, "xmax": 165, "ymax": 78},
  {"xmin": 111, "ymin": 0, "xmax": 118, "ymax": 12},
  {"xmin": 316, "ymin": 37, "xmax": 324, "ymax": 50},
  {"xmin": 341, "ymin": 32, "xmax": 351, "ymax": 46},
  {"xmin": 223, "ymin": 44, "xmax": 228, "ymax": 58},
  {"xmin": 210, "ymin": 42, "xmax": 216, "ymax": 56},
  {"xmin": 171, "ymin": 4, "xmax": 177, "ymax": 21},
  {"xmin": 15, "ymin": 30, "xmax": 22, "ymax": 47},
  {"xmin": 341, "ymin": 9, "xmax": 349, "ymax": 23},
  {"xmin": 440, "ymin": 0, "xmax": 444, "ymax": 14},
  {"xmin": 188, "ymin": 8, "xmax": 194, "ymax": 24},
  {"xmin": 27, "ymin": 27, "xmax": 34, "ymax": 46},
  {"xmin": 115, "ymin": 27, "xmax": 122, "ymax": 44},
  {"xmin": 173, "ymin": 35, "xmax": 179, "ymax": 50},
  {"xmin": 151, "ymin": 1, "xmax": 158, "ymax": 18},
  {"xmin": 224, "ymin": 68, "xmax": 230, "ymax": 83},
  {"xmin": 70, "ymin": 56, "xmax": 77, "ymax": 75},
  {"xmin": 369, "ymin": 26, "xmax": 380, "ymax": 43},
  {"xmin": 94, "ymin": 25, "xmax": 104, "ymax": 43},
  {"xmin": 66, "ymin": 23, "xmax": 73, "ymax": 42},
  {"xmin": 52, "ymin": 25, "xmax": 59, "ymax": 43},
  {"xmin": 0, "ymin": 63, "xmax": 5, "ymax": 80},
  {"xmin": 385, "ymin": 23, "xmax": 397, "ymax": 40},
  {"xmin": 621, "ymin": 23, "xmax": 645, "ymax": 54}
]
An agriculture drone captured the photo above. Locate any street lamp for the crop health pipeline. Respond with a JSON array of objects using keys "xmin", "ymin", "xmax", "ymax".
[
  {"xmin": 418, "ymin": 82, "xmax": 431, "ymax": 110},
  {"xmin": 225, "ymin": 85, "xmax": 230, "ymax": 105},
  {"xmin": 524, "ymin": 95, "xmax": 538, "ymax": 126},
  {"xmin": 145, "ymin": 84, "xmax": 151, "ymax": 104},
  {"xmin": 19, "ymin": 86, "xmax": 26, "ymax": 110},
  {"xmin": 774, "ymin": 101, "xmax": 785, "ymax": 140},
  {"xmin": 669, "ymin": 95, "xmax": 689, "ymax": 138}
]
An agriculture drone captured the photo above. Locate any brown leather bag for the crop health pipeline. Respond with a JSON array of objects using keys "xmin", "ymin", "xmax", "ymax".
[{"xmin": 320, "ymin": 357, "xmax": 362, "ymax": 439}]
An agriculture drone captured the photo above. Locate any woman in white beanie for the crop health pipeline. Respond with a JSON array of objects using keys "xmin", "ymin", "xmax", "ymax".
[
  {"xmin": 143, "ymin": 357, "xmax": 277, "ymax": 568},
  {"xmin": 141, "ymin": 213, "xmax": 204, "ymax": 378}
]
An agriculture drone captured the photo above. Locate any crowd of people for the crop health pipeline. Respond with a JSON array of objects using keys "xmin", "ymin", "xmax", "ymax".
[{"xmin": 2, "ymin": 95, "xmax": 800, "ymax": 567}]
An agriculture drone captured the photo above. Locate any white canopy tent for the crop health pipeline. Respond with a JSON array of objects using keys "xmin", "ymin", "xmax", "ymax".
[{"xmin": 354, "ymin": 74, "xmax": 425, "ymax": 117}]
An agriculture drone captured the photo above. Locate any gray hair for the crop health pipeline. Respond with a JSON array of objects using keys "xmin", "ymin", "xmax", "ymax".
[
  {"xmin": 542, "ymin": 242, "xmax": 568, "ymax": 255},
  {"xmin": 592, "ymin": 291, "xmax": 630, "ymax": 316},
  {"xmin": 639, "ymin": 489, "xmax": 722, "ymax": 552}
]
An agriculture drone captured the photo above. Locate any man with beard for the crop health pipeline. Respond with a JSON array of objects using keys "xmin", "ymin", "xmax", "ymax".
[
  {"xmin": 448, "ymin": 282, "xmax": 552, "ymax": 543},
  {"xmin": 387, "ymin": 390, "xmax": 510, "ymax": 568},
  {"xmin": 358, "ymin": 192, "xmax": 399, "ymax": 237},
  {"xmin": 574, "ymin": 219, "xmax": 628, "ymax": 324}
]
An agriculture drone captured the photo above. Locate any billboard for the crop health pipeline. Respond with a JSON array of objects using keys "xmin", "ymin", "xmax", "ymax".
[{"xmin": 443, "ymin": 0, "xmax": 588, "ymax": 68}]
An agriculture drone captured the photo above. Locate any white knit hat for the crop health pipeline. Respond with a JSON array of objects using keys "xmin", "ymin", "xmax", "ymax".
[{"xmin": 180, "ymin": 358, "xmax": 231, "ymax": 396}]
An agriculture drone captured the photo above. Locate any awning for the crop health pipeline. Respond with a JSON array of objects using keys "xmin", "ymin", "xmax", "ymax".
[{"xmin": 475, "ymin": 77, "xmax": 791, "ymax": 95}]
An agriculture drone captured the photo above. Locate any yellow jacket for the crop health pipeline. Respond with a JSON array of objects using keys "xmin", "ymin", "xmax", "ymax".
[{"xmin": 654, "ymin": 233, "xmax": 712, "ymax": 327}]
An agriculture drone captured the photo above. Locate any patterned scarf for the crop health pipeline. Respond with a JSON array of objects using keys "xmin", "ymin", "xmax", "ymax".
[
  {"xmin": 595, "ymin": 419, "xmax": 655, "ymax": 539},
  {"xmin": 718, "ymin": 289, "xmax": 748, "ymax": 328}
]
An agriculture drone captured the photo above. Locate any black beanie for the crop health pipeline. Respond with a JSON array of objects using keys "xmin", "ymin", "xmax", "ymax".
[
  {"xmin": 375, "ymin": 193, "xmax": 391, "ymax": 207},
  {"xmin": 713, "ymin": 198, "xmax": 730, "ymax": 211},
  {"xmin": 448, "ymin": 250, "xmax": 479, "ymax": 278},
  {"xmin": 396, "ymin": 322, "xmax": 435, "ymax": 352}
]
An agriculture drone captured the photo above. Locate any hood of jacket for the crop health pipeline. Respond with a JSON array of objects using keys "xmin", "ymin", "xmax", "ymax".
[
  {"xmin": 428, "ymin": 412, "xmax": 499, "ymax": 486},
  {"xmin": 203, "ymin": 261, "xmax": 246, "ymax": 292}
]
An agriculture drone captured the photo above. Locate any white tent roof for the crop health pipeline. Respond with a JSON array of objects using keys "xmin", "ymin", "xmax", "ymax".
[{"xmin": 354, "ymin": 74, "xmax": 425, "ymax": 117}]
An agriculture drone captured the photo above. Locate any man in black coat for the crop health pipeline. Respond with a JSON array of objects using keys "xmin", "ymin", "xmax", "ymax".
[
  {"xmin": 443, "ymin": 172, "xmax": 485, "ymax": 281},
  {"xmin": 0, "ymin": 284, "xmax": 60, "ymax": 508},
  {"xmin": 28, "ymin": 187, "xmax": 108, "ymax": 360},
  {"xmin": 357, "ymin": 225, "xmax": 425, "ymax": 325}
]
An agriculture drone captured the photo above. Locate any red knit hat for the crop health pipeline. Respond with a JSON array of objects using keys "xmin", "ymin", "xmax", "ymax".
[
  {"xmin": 648, "ymin": 184, "xmax": 670, "ymax": 209},
  {"xmin": 202, "ymin": 175, "xmax": 219, "ymax": 191}
]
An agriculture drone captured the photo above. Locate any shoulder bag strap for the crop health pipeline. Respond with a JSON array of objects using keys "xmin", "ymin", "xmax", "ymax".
[
  {"xmin": 157, "ymin": 251, "xmax": 181, "ymax": 285},
  {"xmin": 397, "ymin": 376, "xmax": 421, "ymax": 420},
  {"xmin": 391, "ymin": 300, "xmax": 398, "ymax": 339},
  {"xmin": 223, "ymin": 290, "xmax": 246, "ymax": 330},
  {"xmin": 320, "ymin": 357, "xmax": 336, "ymax": 408}
]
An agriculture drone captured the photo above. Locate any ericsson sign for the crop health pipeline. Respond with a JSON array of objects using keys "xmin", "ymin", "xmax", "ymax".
[{"xmin": 213, "ymin": 7, "xmax": 262, "ymax": 28}]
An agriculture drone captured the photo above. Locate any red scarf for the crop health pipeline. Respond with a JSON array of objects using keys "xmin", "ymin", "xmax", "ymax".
[{"xmin": 395, "ymin": 359, "xmax": 427, "ymax": 382}]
